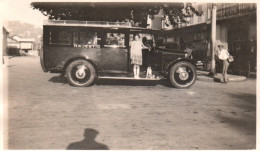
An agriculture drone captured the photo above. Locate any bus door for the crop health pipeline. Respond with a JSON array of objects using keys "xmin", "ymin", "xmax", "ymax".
[{"xmin": 101, "ymin": 32, "xmax": 128, "ymax": 72}]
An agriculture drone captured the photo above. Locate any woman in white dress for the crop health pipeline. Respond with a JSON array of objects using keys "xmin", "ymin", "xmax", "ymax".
[{"xmin": 130, "ymin": 35, "xmax": 150, "ymax": 79}]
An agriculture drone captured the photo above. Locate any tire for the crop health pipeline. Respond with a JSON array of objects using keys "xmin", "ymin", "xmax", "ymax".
[
  {"xmin": 66, "ymin": 60, "xmax": 96, "ymax": 87},
  {"xmin": 169, "ymin": 61, "xmax": 197, "ymax": 88}
]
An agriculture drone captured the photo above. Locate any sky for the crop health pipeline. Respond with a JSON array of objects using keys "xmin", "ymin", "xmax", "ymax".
[{"xmin": 1, "ymin": 0, "xmax": 48, "ymax": 28}]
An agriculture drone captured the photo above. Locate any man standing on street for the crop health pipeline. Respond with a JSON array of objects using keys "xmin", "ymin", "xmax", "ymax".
[{"xmin": 217, "ymin": 43, "xmax": 230, "ymax": 83}]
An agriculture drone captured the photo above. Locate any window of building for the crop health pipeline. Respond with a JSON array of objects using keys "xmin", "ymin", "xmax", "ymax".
[
  {"xmin": 166, "ymin": 36, "xmax": 174, "ymax": 43},
  {"xmin": 183, "ymin": 33, "xmax": 193, "ymax": 43},
  {"xmin": 104, "ymin": 33, "xmax": 125, "ymax": 48},
  {"xmin": 201, "ymin": 32, "xmax": 205, "ymax": 40},
  {"xmin": 193, "ymin": 33, "xmax": 201, "ymax": 41},
  {"xmin": 49, "ymin": 29, "xmax": 72, "ymax": 45},
  {"xmin": 217, "ymin": 3, "xmax": 224, "ymax": 9}
]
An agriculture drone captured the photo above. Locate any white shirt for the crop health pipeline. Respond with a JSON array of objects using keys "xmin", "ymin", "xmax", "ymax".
[{"xmin": 218, "ymin": 49, "xmax": 229, "ymax": 60}]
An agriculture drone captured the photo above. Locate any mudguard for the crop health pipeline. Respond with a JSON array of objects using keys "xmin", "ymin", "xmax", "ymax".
[
  {"xmin": 165, "ymin": 58, "xmax": 196, "ymax": 76},
  {"xmin": 63, "ymin": 55, "xmax": 99, "ymax": 74}
]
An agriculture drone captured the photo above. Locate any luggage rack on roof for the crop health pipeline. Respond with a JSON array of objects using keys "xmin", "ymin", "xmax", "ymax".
[{"xmin": 44, "ymin": 20, "xmax": 132, "ymax": 27}]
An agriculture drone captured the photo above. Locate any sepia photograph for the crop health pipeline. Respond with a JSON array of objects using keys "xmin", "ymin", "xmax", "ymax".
[{"xmin": 1, "ymin": 0, "xmax": 257, "ymax": 150}]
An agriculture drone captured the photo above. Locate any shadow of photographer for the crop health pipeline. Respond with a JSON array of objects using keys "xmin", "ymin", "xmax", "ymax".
[{"xmin": 67, "ymin": 128, "xmax": 109, "ymax": 150}]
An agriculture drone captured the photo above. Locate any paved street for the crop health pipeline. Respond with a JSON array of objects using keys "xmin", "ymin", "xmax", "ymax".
[{"xmin": 3, "ymin": 56, "xmax": 256, "ymax": 149}]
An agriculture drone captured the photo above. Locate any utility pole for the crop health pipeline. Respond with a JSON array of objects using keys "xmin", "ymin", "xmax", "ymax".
[{"xmin": 209, "ymin": 3, "xmax": 217, "ymax": 76}]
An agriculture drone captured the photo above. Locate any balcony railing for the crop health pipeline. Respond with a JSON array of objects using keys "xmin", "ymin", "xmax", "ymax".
[{"xmin": 217, "ymin": 3, "xmax": 256, "ymax": 19}]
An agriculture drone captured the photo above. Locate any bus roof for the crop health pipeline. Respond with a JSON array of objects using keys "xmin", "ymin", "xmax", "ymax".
[{"xmin": 43, "ymin": 20, "xmax": 161, "ymax": 32}]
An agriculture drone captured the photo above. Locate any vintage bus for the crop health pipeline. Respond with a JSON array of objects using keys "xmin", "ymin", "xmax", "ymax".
[{"xmin": 40, "ymin": 20, "xmax": 197, "ymax": 88}]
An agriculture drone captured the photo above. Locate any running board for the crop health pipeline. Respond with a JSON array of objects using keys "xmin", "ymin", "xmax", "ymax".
[{"xmin": 98, "ymin": 76, "xmax": 164, "ymax": 80}]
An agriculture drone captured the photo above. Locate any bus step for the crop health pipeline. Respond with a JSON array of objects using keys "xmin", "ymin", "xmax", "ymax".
[{"xmin": 98, "ymin": 76, "xmax": 163, "ymax": 80}]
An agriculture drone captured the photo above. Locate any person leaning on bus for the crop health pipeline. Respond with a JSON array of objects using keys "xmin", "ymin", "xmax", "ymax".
[
  {"xmin": 184, "ymin": 44, "xmax": 193, "ymax": 59},
  {"xmin": 217, "ymin": 43, "xmax": 230, "ymax": 83},
  {"xmin": 130, "ymin": 34, "xmax": 150, "ymax": 79}
]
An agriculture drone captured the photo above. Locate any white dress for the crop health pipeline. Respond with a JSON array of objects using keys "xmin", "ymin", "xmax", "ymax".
[{"xmin": 130, "ymin": 41, "xmax": 143, "ymax": 65}]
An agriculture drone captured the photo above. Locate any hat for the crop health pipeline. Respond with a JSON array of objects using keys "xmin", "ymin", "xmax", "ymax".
[
  {"xmin": 218, "ymin": 43, "xmax": 224, "ymax": 47},
  {"xmin": 84, "ymin": 128, "xmax": 100, "ymax": 139}
]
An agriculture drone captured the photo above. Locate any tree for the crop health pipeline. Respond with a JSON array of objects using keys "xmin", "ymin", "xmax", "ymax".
[{"xmin": 31, "ymin": 2, "xmax": 201, "ymax": 28}]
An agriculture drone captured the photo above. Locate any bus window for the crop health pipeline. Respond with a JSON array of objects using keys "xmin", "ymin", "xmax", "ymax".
[
  {"xmin": 73, "ymin": 31, "xmax": 101, "ymax": 48},
  {"xmin": 50, "ymin": 29, "xmax": 72, "ymax": 45},
  {"xmin": 104, "ymin": 33, "xmax": 125, "ymax": 48}
]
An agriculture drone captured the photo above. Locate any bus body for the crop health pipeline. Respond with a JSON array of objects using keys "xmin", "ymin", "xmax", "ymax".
[{"xmin": 41, "ymin": 20, "xmax": 197, "ymax": 88}]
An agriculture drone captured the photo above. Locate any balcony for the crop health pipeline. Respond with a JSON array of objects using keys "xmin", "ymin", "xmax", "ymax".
[{"xmin": 217, "ymin": 3, "xmax": 256, "ymax": 19}]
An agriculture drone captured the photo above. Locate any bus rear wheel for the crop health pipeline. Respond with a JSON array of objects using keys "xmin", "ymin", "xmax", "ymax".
[{"xmin": 66, "ymin": 60, "xmax": 96, "ymax": 87}]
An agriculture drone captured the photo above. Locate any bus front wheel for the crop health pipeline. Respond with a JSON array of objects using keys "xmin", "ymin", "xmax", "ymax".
[
  {"xmin": 169, "ymin": 61, "xmax": 197, "ymax": 88},
  {"xmin": 66, "ymin": 60, "xmax": 96, "ymax": 87}
]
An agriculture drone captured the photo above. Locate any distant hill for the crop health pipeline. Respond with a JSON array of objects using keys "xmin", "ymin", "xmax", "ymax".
[{"xmin": 4, "ymin": 21, "xmax": 42, "ymax": 43}]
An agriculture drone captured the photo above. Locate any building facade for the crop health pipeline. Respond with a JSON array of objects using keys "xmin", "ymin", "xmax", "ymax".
[
  {"xmin": 7, "ymin": 35, "xmax": 38, "ymax": 56},
  {"xmin": 148, "ymin": 3, "xmax": 256, "ymax": 76},
  {"xmin": 216, "ymin": 3, "xmax": 256, "ymax": 75},
  {"xmin": 2, "ymin": 27, "xmax": 9, "ymax": 56}
]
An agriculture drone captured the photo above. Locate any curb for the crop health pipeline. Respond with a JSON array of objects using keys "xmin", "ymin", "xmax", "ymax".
[
  {"xmin": 197, "ymin": 76, "xmax": 214, "ymax": 82},
  {"xmin": 213, "ymin": 74, "xmax": 246, "ymax": 82},
  {"xmin": 196, "ymin": 70, "xmax": 247, "ymax": 82},
  {"xmin": 196, "ymin": 70, "xmax": 214, "ymax": 82}
]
